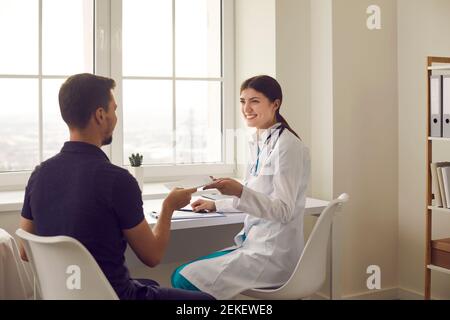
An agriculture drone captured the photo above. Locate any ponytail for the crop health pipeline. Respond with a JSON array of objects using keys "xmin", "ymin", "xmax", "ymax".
[{"xmin": 276, "ymin": 112, "xmax": 301, "ymax": 140}]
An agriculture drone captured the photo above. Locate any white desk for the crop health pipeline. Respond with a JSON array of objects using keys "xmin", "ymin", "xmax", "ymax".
[
  {"xmin": 143, "ymin": 197, "xmax": 329, "ymax": 230},
  {"xmin": 143, "ymin": 196, "xmax": 341, "ymax": 300}
]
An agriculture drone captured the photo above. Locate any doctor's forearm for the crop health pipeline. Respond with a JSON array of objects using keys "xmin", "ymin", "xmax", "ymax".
[{"xmin": 236, "ymin": 186, "xmax": 293, "ymax": 223}]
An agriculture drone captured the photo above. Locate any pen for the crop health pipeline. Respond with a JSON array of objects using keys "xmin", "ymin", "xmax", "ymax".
[{"xmin": 178, "ymin": 208, "xmax": 208, "ymax": 213}]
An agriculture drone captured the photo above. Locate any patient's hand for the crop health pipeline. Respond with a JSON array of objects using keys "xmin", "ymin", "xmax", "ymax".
[
  {"xmin": 163, "ymin": 187, "xmax": 197, "ymax": 212},
  {"xmin": 191, "ymin": 199, "xmax": 216, "ymax": 213}
]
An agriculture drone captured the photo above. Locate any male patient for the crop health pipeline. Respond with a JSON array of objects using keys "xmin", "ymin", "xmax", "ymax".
[{"xmin": 18, "ymin": 73, "xmax": 214, "ymax": 300}]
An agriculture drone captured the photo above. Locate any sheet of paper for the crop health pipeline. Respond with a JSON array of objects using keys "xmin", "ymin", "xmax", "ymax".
[
  {"xmin": 151, "ymin": 211, "xmax": 224, "ymax": 220},
  {"xmin": 164, "ymin": 175, "xmax": 213, "ymax": 190},
  {"xmin": 202, "ymin": 194, "xmax": 232, "ymax": 201}
]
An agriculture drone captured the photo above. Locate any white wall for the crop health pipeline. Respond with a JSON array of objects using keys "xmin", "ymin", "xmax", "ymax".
[
  {"xmin": 276, "ymin": 0, "xmax": 311, "ymax": 149},
  {"xmin": 332, "ymin": 0, "xmax": 399, "ymax": 297},
  {"xmin": 398, "ymin": 0, "xmax": 450, "ymax": 299},
  {"xmin": 308, "ymin": 0, "xmax": 335, "ymax": 297},
  {"xmin": 274, "ymin": 0, "xmax": 399, "ymax": 298},
  {"xmin": 235, "ymin": 0, "xmax": 276, "ymax": 82},
  {"xmin": 234, "ymin": 0, "xmax": 277, "ymax": 178},
  {"xmin": 310, "ymin": 0, "xmax": 334, "ymax": 201}
]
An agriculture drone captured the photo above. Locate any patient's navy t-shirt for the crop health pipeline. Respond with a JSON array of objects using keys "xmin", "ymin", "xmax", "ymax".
[{"xmin": 21, "ymin": 141, "xmax": 145, "ymax": 299}]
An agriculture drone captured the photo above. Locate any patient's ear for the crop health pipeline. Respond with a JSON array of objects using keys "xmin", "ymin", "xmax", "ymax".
[{"xmin": 94, "ymin": 107, "xmax": 106, "ymax": 125}]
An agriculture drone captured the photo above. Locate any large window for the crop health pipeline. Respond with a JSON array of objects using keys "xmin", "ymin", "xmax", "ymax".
[
  {"xmin": 118, "ymin": 0, "xmax": 225, "ymax": 167},
  {"xmin": 0, "ymin": 0, "xmax": 234, "ymax": 185},
  {"xmin": 0, "ymin": 0, "xmax": 94, "ymax": 172}
]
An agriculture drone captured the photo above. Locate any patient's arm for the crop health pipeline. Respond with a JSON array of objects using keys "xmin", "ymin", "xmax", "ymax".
[
  {"xmin": 124, "ymin": 203, "xmax": 174, "ymax": 268},
  {"xmin": 124, "ymin": 187, "xmax": 196, "ymax": 268}
]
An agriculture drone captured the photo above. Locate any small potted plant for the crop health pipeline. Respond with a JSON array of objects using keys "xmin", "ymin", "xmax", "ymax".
[{"xmin": 129, "ymin": 153, "xmax": 144, "ymax": 192}]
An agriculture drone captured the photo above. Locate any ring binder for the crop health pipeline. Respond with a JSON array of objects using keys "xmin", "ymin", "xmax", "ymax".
[
  {"xmin": 430, "ymin": 75, "xmax": 443, "ymax": 137},
  {"xmin": 443, "ymin": 76, "xmax": 450, "ymax": 138}
]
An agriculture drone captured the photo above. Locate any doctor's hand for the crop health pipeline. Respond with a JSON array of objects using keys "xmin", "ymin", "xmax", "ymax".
[
  {"xmin": 191, "ymin": 199, "xmax": 216, "ymax": 213},
  {"xmin": 203, "ymin": 178, "xmax": 244, "ymax": 198},
  {"xmin": 163, "ymin": 187, "xmax": 197, "ymax": 212}
]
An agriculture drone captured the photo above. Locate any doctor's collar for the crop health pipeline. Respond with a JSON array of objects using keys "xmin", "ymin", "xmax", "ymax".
[{"xmin": 252, "ymin": 122, "xmax": 283, "ymax": 142}]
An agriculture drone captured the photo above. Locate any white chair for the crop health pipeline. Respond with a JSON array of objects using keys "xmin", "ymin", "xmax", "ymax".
[
  {"xmin": 16, "ymin": 229, "xmax": 119, "ymax": 300},
  {"xmin": 0, "ymin": 229, "xmax": 34, "ymax": 299},
  {"xmin": 241, "ymin": 193, "xmax": 349, "ymax": 300}
]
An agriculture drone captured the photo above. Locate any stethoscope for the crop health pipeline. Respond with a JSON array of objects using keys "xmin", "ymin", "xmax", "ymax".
[{"xmin": 249, "ymin": 124, "xmax": 286, "ymax": 177}]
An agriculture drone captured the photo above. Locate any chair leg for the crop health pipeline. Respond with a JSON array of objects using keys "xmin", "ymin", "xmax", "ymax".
[{"xmin": 33, "ymin": 276, "xmax": 37, "ymax": 300}]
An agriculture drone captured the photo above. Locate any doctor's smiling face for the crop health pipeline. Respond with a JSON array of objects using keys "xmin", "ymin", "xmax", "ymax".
[
  {"xmin": 240, "ymin": 87, "xmax": 280, "ymax": 130},
  {"xmin": 239, "ymin": 75, "xmax": 301, "ymax": 139}
]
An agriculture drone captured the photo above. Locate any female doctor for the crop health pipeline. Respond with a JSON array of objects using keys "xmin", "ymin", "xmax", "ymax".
[{"xmin": 171, "ymin": 75, "xmax": 311, "ymax": 300}]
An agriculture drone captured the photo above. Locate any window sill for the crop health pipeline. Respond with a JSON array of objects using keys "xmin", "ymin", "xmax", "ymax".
[
  {"xmin": 0, "ymin": 182, "xmax": 224, "ymax": 214},
  {"xmin": 0, "ymin": 190, "xmax": 24, "ymax": 213}
]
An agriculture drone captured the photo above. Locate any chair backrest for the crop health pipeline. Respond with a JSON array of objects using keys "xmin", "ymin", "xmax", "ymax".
[
  {"xmin": 0, "ymin": 229, "xmax": 34, "ymax": 299},
  {"xmin": 273, "ymin": 193, "xmax": 349, "ymax": 299},
  {"xmin": 16, "ymin": 229, "xmax": 119, "ymax": 300}
]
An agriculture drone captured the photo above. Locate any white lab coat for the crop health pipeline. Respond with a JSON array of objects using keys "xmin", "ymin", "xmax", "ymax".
[{"xmin": 180, "ymin": 123, "xmax": 311, "ymax": 299}]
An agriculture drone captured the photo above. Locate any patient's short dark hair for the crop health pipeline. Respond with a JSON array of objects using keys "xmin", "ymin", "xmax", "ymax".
[{"xmin": 59, "ymin": 73, "xmax": 116, "ymax": 129}]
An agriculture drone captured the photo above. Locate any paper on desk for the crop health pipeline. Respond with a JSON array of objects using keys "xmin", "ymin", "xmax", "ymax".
[
  {"xmin": 201, "ymin": 193, "xmax": 232, "ymax": 201},
  {"xmin": 151, "ymin": 210, "xmax": 224, "ymax": 220},
  {"xmin": 164, "ymin": 175, "xmax": 213, "ymax": 190}
]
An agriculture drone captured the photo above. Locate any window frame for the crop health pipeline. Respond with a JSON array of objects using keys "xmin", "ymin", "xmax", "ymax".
[
  {"xmin": 0, "ymin": 0, "xmax": 95, "ymax": 189},
  {"xmin": 0, "ymin": 0, "xmax": 236, "ymax": 189},
  {"xmin": 109, "ymin": 0, "xmax": 236, "ymax": 181}
]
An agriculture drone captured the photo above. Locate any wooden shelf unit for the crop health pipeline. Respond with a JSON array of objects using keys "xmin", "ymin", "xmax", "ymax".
[
  {"xmin": 428, "ymin": 206, "xmax": 450, "ymax": 214},
  {"xmin": 427, "ymin": 264, "xmax": 450, "ymax": 275},
  {"xmin": 425, "ymin": 56, "xmax": 450, "ymax": 300},
  {"xmin": 428, "ymin": 66, "xmax": 450, "ymax": 71},
  {"xmin": 428, "ymin": 137, "xmax": 450, "ymax": 142}
]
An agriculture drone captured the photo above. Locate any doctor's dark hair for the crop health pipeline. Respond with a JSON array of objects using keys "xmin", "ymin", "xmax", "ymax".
[
  {"xmin": 240, "ymin": 75, "xmax": 301, "ymax": 140},
  {"xmin": 59, "ymin": 73, "xmax": 116, "ymax": 129}
]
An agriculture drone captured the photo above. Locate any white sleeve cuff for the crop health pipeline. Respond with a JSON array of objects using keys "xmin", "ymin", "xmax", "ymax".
[
  {"xmin": 215, "ymin": 198, "xmax": 241, "ymax": 213},
  {"xmin": 234, "ymin": 186, "xmax": 253, "ymax": 213}
]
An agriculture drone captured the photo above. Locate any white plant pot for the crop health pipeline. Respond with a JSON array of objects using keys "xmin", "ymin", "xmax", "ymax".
[{"xmin": 131, "ymin": 166, "xmax": 144, "ymax": 193}]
